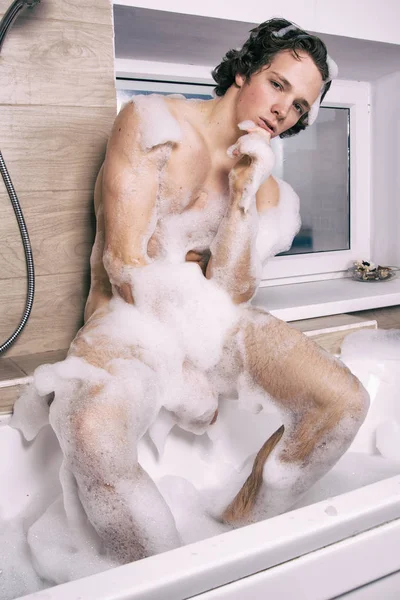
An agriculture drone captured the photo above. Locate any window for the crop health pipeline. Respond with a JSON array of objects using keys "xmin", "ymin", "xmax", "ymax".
[
  {"xmin": 275, "ymin": 107, "xmax": 350, "ymax": 256},
  {"xmin": 115, "ymin": 78, "xmax": 371, "ymax": 285},
  {"xmin": 263, "ymin": 81, "xmax": 371, "ymax": 285},
  {"xmin": 116, "ymin": 78, "xmax": 214, "ymax": 112}
]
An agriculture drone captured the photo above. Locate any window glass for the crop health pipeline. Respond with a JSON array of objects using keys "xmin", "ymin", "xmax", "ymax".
[{"xmin": 274, "ymin": 108, "xmax": 350, "ymax": 255}]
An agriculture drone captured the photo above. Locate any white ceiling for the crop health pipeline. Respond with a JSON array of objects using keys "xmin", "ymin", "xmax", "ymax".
[{"xmin": 114, "ymin": 6, "xmax": 400, "ymax": 82}]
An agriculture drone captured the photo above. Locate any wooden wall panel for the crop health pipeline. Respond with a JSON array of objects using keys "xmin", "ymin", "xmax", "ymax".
[
  {"xmin": 0, "ymin": 272, "xmax": 89, "ymax": 356},
  {"xmin": 0, "ymin": 191, "xmax": 95, "ymax": 278},
  {"xmin": 0, "ymin": 18, "xmax": 116, "ymax": 107},
  {"xmin": 0, "ymin": 0, "xmax": 116, "ymax": 356},
  {"xmin": 0, "ymin": 0, "xmax": 112, "ymax": 25},
  {"xmin": 1, "ymin": 106, "xmax": 114, "ymax": 191}
]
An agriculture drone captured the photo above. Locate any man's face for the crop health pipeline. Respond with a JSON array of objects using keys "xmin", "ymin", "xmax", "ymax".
[{"xmin": 234, "ymin": 50, "xmax": 323, "ymax": 138}]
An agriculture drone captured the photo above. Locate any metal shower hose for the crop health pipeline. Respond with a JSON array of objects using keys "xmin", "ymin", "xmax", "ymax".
[
  {"xmin": 0, "ymin": 0, "xmax": 40, "ymax": 353},
  {"xmin": 0, "ymin": 151, "xmax": 35, "ymax": 353}
]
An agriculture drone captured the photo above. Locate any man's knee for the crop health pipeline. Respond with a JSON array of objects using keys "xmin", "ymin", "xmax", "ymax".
[
  {"xmin": 337, "ymin": 375, "xmax": 370, "ymax": 436},
  {"xmin": 294, "ymin": 376, "xmax": 370, "ymax": 461},
  {"xmin": 67, "ymin": 402, "xmax": 138, "ymax": 482},
  {"xmin": 321, "ymin": 363, "xmax": 370, "ymax": 425}
]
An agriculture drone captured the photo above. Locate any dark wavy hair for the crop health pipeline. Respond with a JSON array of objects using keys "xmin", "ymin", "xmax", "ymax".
[{"xmin": 212, "ymin": 18, "xmax": 332, "ymax": 138}]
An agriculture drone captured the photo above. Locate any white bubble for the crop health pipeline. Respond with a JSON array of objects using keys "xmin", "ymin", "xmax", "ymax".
[
  {"xmin": 11, "ymin": 384, "xmax": 50, "ymax": 442},
  {"xmin": 341, "ymin": 328, "xmax": 400, "ymax": 362},
  {"xmin": 256, "ymin": 178, "xmax": 301, "ymax": 262},
  {"xmin": 3, "ymin": 93, "xmax": 400, "ymax": 598},
  {"xmin": 294, "ymin": 452, "xmax": 400, "ymax": 509},
  {"xmin": 158, "ymin": 476, "xmax": 230, "ymax": 545},
  {"xmin": 133, "ymin": 94, "xmax": 182, "ymax": 151},
  {"xmin": 148, "ymin": 408, "xmax": 176, "ymax": 458},
  {"xmin": 376, "ymin": 420, "xmax": 400, "ymax": 461}
]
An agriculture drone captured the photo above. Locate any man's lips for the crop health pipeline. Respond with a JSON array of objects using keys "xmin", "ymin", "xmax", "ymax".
[{"xmin": 259, "ymin": 118, "xmax": 276, "ymax": 135}]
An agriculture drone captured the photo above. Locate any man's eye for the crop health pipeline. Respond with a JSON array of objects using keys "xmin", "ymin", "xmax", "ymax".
[
  {"xmin": 294, "ymin": 103, "xmax": 303, "ymax": 114},
  {"xmin": 271, "ymin": 80, "xmax": 282, "ymax": 90}
]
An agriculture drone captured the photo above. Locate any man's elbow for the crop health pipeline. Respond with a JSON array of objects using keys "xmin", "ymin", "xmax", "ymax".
[
  {"xmin": 232, "ymin": 279, "xmax": 258, "ymax": 305},
  {"xmin": 103, "ymin": 247, "xmax": 148, "ymax": 284}
]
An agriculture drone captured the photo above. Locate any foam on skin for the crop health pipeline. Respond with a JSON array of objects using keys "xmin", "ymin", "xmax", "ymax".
[
  {"xmin": 133, "ymin": 94, "xmax": 183, "ymax": 152},
  {"xmin": 28, "ymin": 257, "xmax": 241, "ymax": 567},
  {"xmin": 208, "ymin": 120, "xmax": 289, "ymax": 304},
  {"xmin": 242, "ymin": 409, "xmax": 370, "ymax": 524},
  {"xmin": 3, "ymin": 93, "xmax": 374, "ymax": 596},
  {"xmin": 227, "ymin": 121, "xmax": 276, "ymax": 213},
  {"xmin": 3, "ymin": 324, "xmax": 400, "ymax": 598},
  {"xmin": 256, "ymin": 178, "xmax": 301, "ymax": 260},
  {"xmin": 9, "ymin": 96, "xmax": 303, "ymax": 579},
  {"xmin": 46, "ymin": 358, "xmax": 181, "ymax": 564}
]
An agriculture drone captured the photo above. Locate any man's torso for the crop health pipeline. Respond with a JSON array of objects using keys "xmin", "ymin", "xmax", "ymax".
[{"xmin": 86, "ymin": 95, "xmax": 279, "ymax": 318}]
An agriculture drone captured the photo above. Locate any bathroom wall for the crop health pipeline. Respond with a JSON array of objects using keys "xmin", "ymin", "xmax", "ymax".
[
  {"xmin": 371, "ymin": 70, "xmax": 400, "ymax": 267},
  {"xmin": 116, "ymin": 0, "xmax": 400, "ymax": 45},
  {"xmin": 0, "ymin": 0, "xmax": 117, "ymax": 356}
]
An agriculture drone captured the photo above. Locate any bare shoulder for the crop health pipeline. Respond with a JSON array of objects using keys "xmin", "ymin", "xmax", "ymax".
[
  {"xmin": 164, "ymin": 95, "xmax": 211, "ymax": 150},
  {"xmin": 116, "ymin": 94, "xmax": 211, "ymax": 157},
  {"xmin": 106, "ymin": 100, "xmax": 143, "ymax": 162},
  {"xmin": 256, "ymin": 176, "xmax": 280, "ymax": 213},
  {"xmin": 163, "ymin": 94, "xmax": 202, "ymax": 126},
  {"xmin": 163, "ymin": 96, "xmax": 213, "ymax": 172},
  {"xmin": 109, "ymin": 96, "xmax": 184, "ymax": 155}
]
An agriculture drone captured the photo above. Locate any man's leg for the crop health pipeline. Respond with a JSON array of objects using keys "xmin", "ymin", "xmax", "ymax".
[
  {"xmin": 219, "ymin": 307, "xmax": 369, "ymax": 525},
  {"xmin": 165, "ymin": 359, "xmax": 219, "ymax": 434},
  {"xmin": 49, "ymin": 318, "xmax": 180, "ymax": 563}
]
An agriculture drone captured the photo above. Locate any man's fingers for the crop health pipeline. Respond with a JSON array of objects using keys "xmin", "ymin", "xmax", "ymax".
[
  {"xmin": 227, "ymin": 142, "xmax": 240, "ymax": 158},
  {"xmin": 238, "ymin": 120, "xmax": 271, "ymax": 142},
  {"xmin": 247, "ymin": 127, "xmax": 271, "ymax": 142},
  {"xmin": 227, "ymin": 123, "xmax": 271, "ymax": 160}
]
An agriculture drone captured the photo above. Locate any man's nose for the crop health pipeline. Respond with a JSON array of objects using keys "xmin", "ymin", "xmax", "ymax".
[{"xmin": 272, "ymin": 100, "xmax": 290, "ymax": 120}]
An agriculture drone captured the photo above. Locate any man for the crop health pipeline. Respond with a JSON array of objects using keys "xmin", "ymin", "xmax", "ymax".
[{"xmin": 50, "ymin": 18, "xmax": 369, "ymax": 563}]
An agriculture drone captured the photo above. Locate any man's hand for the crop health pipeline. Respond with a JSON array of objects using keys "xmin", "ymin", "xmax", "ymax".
[
  {"xmin": 115, "ymin": 282, "xmax": 135, "ymax": 305},
  {"xmin": 228, "ymin": 121, "xmax": 275, "ymax": 213}
]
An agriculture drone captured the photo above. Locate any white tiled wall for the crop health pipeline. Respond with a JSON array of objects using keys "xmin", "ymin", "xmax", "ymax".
[
  {"xmin": 371, "ymin": 70, "xmax": 400, "ymax": 267},
  {"xmin": 114, "ymin": 0, "xmax": 400, "ymax": 44}
]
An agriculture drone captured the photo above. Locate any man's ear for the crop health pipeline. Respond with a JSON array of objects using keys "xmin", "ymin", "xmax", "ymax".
[{"xmin": 235, "ymin": 73, "xmax": 245, "ymax": 88}]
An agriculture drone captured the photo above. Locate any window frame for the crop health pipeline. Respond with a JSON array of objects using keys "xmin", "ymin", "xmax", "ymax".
[{"xmin": 261, "ymin": 79, "xmax": 371, "ymax": 286}]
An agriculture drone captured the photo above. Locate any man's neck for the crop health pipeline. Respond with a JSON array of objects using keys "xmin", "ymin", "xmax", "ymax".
[{"xmin": 199, "ymin": 87, "xmax": 244, "ymax": 153}]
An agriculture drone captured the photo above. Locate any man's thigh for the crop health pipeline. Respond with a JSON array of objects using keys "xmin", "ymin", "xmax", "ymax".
[{"xmin": 220, "ymin": 305, "xmax": 360, "ymax": 411}]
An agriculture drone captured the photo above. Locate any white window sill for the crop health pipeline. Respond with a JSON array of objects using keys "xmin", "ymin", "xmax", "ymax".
[{"xmin": 253, "ymin": 277, "xmax": 400, "ymax": 322}]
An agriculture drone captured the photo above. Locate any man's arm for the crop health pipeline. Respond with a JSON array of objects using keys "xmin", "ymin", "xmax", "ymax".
[
  {"xmin": 101, "ymin": 101, "xmax": 171, "ymax": 304},
  {"xmin": 206, "ymin": 188, "xmax": 261, "ymax": 304},
  {"xmin": 206, "ymin": 174, "xmax": 301, "ymax": 304},
  {"xmin": 206, "ymin": 125, "xmax": 276, "ymax": 304}
]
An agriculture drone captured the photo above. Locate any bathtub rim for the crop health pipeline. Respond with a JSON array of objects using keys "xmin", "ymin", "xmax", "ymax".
[{"xmin": 16, "ymin": 471, "xmax": 400, "ymax": 600}]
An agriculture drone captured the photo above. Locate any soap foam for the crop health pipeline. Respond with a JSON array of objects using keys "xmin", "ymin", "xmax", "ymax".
[
  {"xmin": 341, "ymin": 329, "xmax": 400, "ymax": 459},
  {"xmin": 11, "ymin": 384, "xmax": 50, "ymax": 442},
  {"xmin": 158, "ymin": 476, "xmax": 231, "ymax": 544},
  {"xmin": 227, "ymin": 124, "xmax": 275, "ymax": 213},
  {"xmin": 2, "ymin": 324, "xmax": 400, "ymax": 599},
  {"xmin": 256, "ymin": 178, "xmax": 301, "ymax": 261},
  {"xmin": 133, "ymin": 94, "xmax": 182, "ymax": 152},
  {"xmin": 0, "ymin": 519, "xmax": 45, "ymax": 600},
  {"xmin": 2, "ymin": 94, "xmax": 400, "ymax": 597},
  {"xmin": 341, "ymin": 328, "xmax": 400, "ymax": 362}
]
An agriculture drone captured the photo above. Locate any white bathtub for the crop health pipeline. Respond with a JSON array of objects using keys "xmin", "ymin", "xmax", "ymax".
[{"xmin": 2, "ymin": 333, "xmax": 400, "ymax": 600}]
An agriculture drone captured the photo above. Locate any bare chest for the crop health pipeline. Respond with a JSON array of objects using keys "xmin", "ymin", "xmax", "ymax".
[{"xmin": 149, "ymin": 135, "xmax": 232, "ymax": 260}]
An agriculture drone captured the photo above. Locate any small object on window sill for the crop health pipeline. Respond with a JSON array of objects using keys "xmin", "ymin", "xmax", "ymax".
[{"xmin": 349, "ymin": 260, "xmax": 399, "ymax": 282}]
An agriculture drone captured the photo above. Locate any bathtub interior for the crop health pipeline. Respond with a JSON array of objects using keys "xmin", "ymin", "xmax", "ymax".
[{"xmin": 1, "ymin": 329, "xmax": 400, "ymax": 600}]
